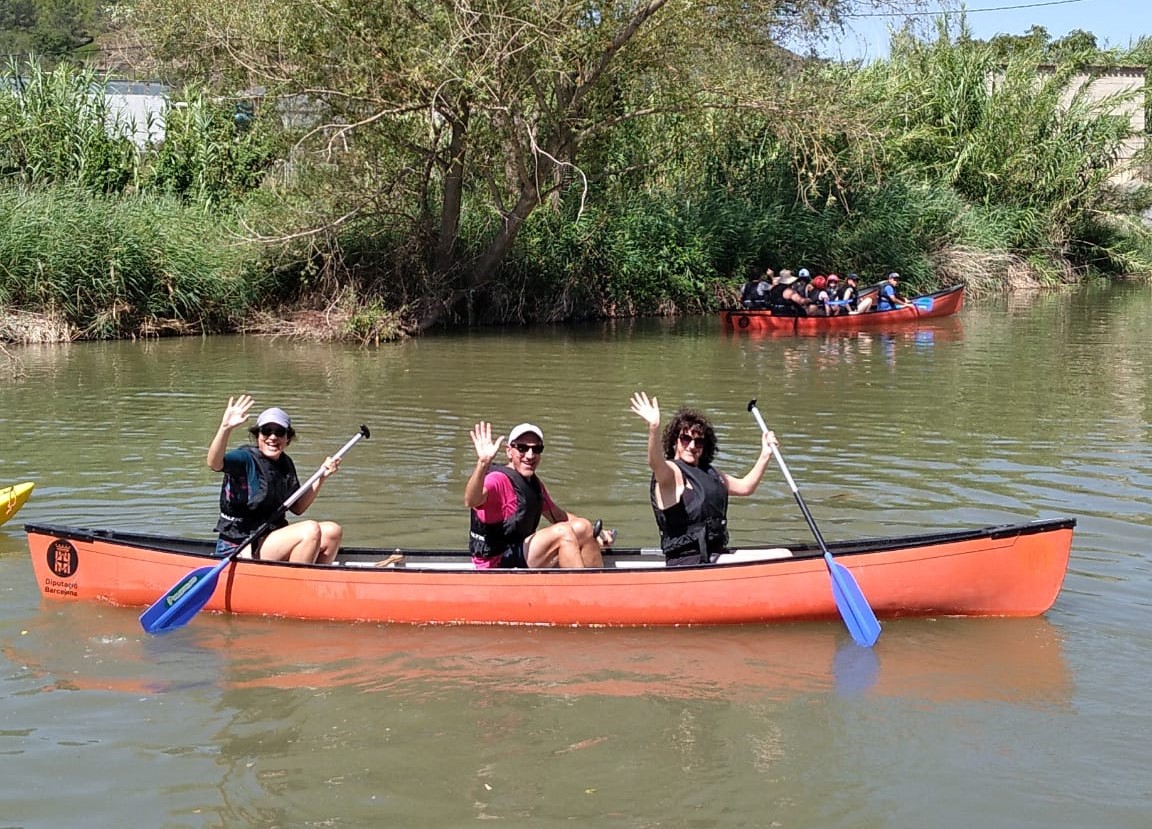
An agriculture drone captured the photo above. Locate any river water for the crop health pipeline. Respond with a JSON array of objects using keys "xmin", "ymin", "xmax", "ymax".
[{"xmin": 2, "ymin": 282, "xmax": 1150, "ymax": 828}]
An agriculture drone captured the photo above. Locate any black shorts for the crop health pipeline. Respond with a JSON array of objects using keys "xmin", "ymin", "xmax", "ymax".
[
  {"xmin": 666, "ymin": 551, "xmax": 717, "ymax": 567},
  {"xmin": 214, "ymin": 534, "xmax": 268, "ymax": 559},
  {"xmin": 473, "ymin": 542, "xmax": 529, "ymax": 569},
  {"xmin": 499, "ymin": 543, "xmax": 528, "ymax": 568}
]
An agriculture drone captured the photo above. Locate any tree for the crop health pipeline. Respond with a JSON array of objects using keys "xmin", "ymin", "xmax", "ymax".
[
  {"xmin": 0, "ymin": 0, "xmax": 105, "ymax": 58},
  {"xmin": 130, "ymin": 0, "xmax": 858, "ymax": 330}
]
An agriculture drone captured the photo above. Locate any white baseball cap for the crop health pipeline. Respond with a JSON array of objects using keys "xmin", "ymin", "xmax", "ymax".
[{"xmin": 507, "ymin": 423, "xmax": 544, "ymax": 443}]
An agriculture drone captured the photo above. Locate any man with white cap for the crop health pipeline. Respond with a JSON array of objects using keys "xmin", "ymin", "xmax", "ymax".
[
  {"xmin": 465, "ymin": 421, "xmax": 608, "ymax": 568},
  {"xmin": 207, "ymin": 394, "xmax": 343, "ymax": 564}
]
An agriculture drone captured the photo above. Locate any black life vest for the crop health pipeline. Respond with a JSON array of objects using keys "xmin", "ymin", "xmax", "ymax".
[
  {"xmin": 468, "ymin": 466, "xmax": 545, "ymax": 558},
  {"xmin": 739, "ymin": 280, "xmax": 760, "ymax": 307},
  {"xmin": 766, "ymin": 283, "xmax": 800, "ymax": 315},
  {"xmin": 213, "ymin": 445, "xmax": 297, "ymax": 540},
  {"xmin": 878, "ymin": 283, "xmax": 901, "ymax": 310},
  {"xmin": 650, "ymin": 460, "xmax": 729, "ymax": 561}
]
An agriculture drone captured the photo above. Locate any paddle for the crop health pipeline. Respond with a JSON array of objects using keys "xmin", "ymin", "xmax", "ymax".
[
  {"xmin": 746, "ymin": 401, "xmax": 881, "ymax": 647},
  {"xmin": 140, "ymin": 425, "xmax": 371, "ymax": 635}
]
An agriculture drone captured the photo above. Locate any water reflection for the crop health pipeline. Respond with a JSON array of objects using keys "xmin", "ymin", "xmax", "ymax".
[
  {"xmin": 7, "ymin": 605, "xmax": 1072, "ymax": 710},
  {"xmin": 725, "ymin": 318, "xmax": 964, "ymax": 343},
  {"xmin": 725, "ymin": 319, "xmax": 964, "ymax": 377},
  {"xmin": 2, "ymin": 600, "xmax": 1077, "ymax": 824}
]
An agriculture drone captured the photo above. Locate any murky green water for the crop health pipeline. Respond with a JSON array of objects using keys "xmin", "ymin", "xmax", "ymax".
[{"xmin": 2, "ymin": 282, "xmax": 1151, "ymax": 827}]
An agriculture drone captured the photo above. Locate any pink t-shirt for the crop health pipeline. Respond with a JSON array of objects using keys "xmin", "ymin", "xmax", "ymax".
[{"xmin": 472, "ymin": 469, "xmax": 558, "ymax": 568}]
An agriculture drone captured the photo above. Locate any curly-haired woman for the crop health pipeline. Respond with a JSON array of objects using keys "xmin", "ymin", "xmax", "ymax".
[{"xmin": 629, "ymin": 391, "xmax": 777, "ymax": 566}]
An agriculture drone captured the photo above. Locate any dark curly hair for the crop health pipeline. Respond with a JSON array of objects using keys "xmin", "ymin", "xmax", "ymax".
[{"xmin": 661, "ymin": 407, "xmax": 717, "ymax": 466}]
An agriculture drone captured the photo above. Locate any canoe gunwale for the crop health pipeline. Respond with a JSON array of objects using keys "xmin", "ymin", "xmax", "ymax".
[{"xmin": 24, "ymin": 516, "xmax": 1076, "ymax": 572}]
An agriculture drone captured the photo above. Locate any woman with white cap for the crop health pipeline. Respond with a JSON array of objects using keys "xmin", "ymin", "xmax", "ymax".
[
  {"xmin": 465, "ymin": 420, "xmax": 610, "ymax": 568},
  {"xmin": 207, "ymin": 394, "xmax": 343, "ymax": 563}
]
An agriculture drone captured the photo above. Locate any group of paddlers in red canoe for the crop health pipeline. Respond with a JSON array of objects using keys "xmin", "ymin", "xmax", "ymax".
[{"xmin": 738, "ymin": 267, "xmax": 913, "ymax": 317}]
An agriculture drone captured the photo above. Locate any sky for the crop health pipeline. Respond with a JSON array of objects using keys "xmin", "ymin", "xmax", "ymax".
[{"xmin": 804, "ymin": 0, "xmax": 1150, "ymax": 62}]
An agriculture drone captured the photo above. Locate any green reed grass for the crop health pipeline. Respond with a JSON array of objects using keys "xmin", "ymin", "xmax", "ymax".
[
  {"xmin": 0, "ymin": 60, "xmax": 139, "ymax": 192},
  {"xmin": 0, "ymin": 188, "xmax": 259, "ymax": 339}
]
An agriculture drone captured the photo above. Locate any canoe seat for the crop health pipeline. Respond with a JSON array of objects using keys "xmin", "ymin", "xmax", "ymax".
[
  {"xmin": 607, "ymin": 548, "xmax": 792, "ymax": 567},
  {"xmin": 337, "ymin": 548, "xmax": 792, "ymax": 570},
  {"xmin": 714, "ymin": 548, "xmax": 792, "ymax": 563}
]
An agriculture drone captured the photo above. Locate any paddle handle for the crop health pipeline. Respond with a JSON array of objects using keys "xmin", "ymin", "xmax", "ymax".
[
  {"xmin": 281, "ymin": 424, "xmax": 371, "ymax": 513},
  {"xmin": 747, "ymin": 401, "xmax": 830, "ymax": 554}
]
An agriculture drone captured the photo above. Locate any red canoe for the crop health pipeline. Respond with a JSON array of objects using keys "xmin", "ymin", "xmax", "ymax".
[
  {"xmin": 26, "ymin": 517, "xmax": 1073, "ymax": 627},
  {"xmin": 723, "ymin": 284, "xmax": 965, "ymax": 334}
]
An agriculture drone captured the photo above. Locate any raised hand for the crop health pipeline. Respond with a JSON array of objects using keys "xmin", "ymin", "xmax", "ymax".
[
  {"xmin": 221, "ymin": 395, "xmax": 254, "ymax": 430},
  {"xmin": 629, "ymin": 391, "xmax": 661, "ymax": 428},
  {"xmin": 470, "ymin": 421, "xmax": 504, "ymax": 465}
]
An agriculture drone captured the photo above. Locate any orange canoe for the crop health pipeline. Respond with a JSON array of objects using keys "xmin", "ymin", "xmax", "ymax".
[
  {"xmin": 722, "ymin": 284, "xmax": 964, "ymax": 334},
  {"xmin": 26, "ymin": 517, "xmax": 1074, "ymax": 627}
]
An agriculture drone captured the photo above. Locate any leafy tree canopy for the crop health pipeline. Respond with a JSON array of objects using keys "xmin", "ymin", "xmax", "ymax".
[
  {"xmin": 128, "ymin": 0, "xmax": 861, "ymax": 329},
  {"xmin": 0, "ymin": 0, "xmax": 110, "ymax": 58}
]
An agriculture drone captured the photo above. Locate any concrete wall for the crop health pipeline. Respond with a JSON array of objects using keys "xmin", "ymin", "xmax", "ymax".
[
  {"xmin": 104, "ymin": 81, "xmax": 169, "ymax": 147},
  {"xmin": 1037, "ymin": 65, "xmax": 1146, "ymax": 184}
]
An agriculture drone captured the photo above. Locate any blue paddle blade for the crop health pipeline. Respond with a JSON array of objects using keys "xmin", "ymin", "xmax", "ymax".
[
  {"xmin": 913, "ymin": 296, "xmax": 933, "ymax": 311},
  {"xmin": 139, "ymin": 562, "xmax": 226, "ymax": 634},
  {"xmin": 825, "ymin": 553, "xmax": 882, "ymax": 647}
]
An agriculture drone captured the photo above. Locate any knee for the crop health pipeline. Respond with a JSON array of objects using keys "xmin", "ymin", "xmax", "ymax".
[
  {"xmin": 568, "ymin": 517, "xmax": 592, "ymax": 540},
  {"xmin": 554, "ymin": 523, "xmax": 579, "ymax": 547},
  {"xmin": 299, "ymin": 521, "xmax": 322, "ymax": 546},
  {"xmin": 322, "ymin": 521, "xmax": 343, "ymax": 545}
]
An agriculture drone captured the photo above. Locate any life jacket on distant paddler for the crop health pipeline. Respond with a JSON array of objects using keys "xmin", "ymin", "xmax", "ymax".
[
  {"xmin": 838, "ymin": 282, "xmax": 858, "ymax": 311},
  {"xmin": 214, "ymin": 445, "xmax": 297, "ymax": 540},
  {"xmin": 468, "ymin": 466, "xmax": 544, "ymax": 559},
  {"xmin": 651, "ymin": 459, "xmax": 729, "ymax": 562},
  {"xmin": 766, "ymin": 283, "xmax": 799, "ymax": 316}
]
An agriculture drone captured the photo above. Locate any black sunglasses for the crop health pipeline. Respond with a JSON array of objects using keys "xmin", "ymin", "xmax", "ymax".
[
  {"xmin": 259, "ymin": 424, "xmax": 288, "ymax": 438},
  {"xmin": 509, "ymin": 442, "xmax": 544, "ymax": 455},
  {"xmin": 678, "ymin": 433, "xmax": 705, "ymax": 448}
]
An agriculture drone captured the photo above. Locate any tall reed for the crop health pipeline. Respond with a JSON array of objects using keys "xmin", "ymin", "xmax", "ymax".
[
  {"xmin": 0, "ymin": 59, "xmax": 139, "ymax": 192},
  {"xmin": 0, "ymin": 187, "xmax": 258, "ymax": 338}
]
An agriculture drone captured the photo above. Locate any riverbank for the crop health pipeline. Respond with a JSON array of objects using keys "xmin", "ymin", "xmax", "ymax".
[
  {"xmin": 5, "ymin": 38, "xmax": 1151, "ymax": 345},
  {"xmin": 2, "ymin": 250, "xmax": 1135, "ymax": 346}
]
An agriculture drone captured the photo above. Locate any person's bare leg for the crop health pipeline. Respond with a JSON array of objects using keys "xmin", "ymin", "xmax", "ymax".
[
  {"xmin": 316, "ymin": 521, "xmax": 343, "ymax": 564},
  {"xmin": 258, "ymin": 522, "xmax": 323, "ymax": 563},
  {"xmin": 525, "ymin": 523, "xmax": 595, "ymax": 569},
  {"xmin": 565, "ymin": 515, "xmax": 605, "ymax": 567}
]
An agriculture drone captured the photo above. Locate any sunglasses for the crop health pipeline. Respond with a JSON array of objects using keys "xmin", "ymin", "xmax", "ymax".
[
  {"xmin": 678, "ymin": 433, "xmax": 705, "ymax": 448},
  {"xmin": 259, "ymin": 424, "xmax": 288, "ymax": 438},
  {"xmin": 509, "ymin": 442, "xmax": 544, "ymax": 456}
]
